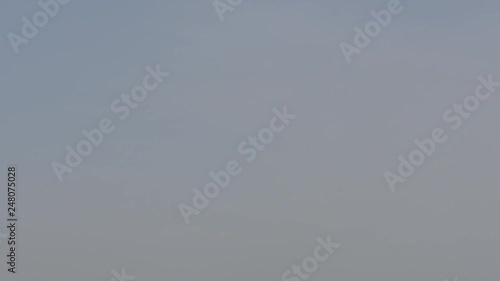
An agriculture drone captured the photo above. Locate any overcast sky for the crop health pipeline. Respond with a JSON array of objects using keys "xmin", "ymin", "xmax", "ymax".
[{"xmin": 1, "ymin": 0, "xmax": 500, "ymax": 280}]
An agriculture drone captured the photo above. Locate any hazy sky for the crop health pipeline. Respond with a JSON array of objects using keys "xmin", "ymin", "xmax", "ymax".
[{"xmin": 1, "ymin": 0, "xmax": 500, "ymax": 280}]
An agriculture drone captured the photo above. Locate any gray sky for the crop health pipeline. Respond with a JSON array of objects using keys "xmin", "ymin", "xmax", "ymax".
[{"xmin": 1, "ymin": 0, "xmax": 500, "ymax": 280}]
